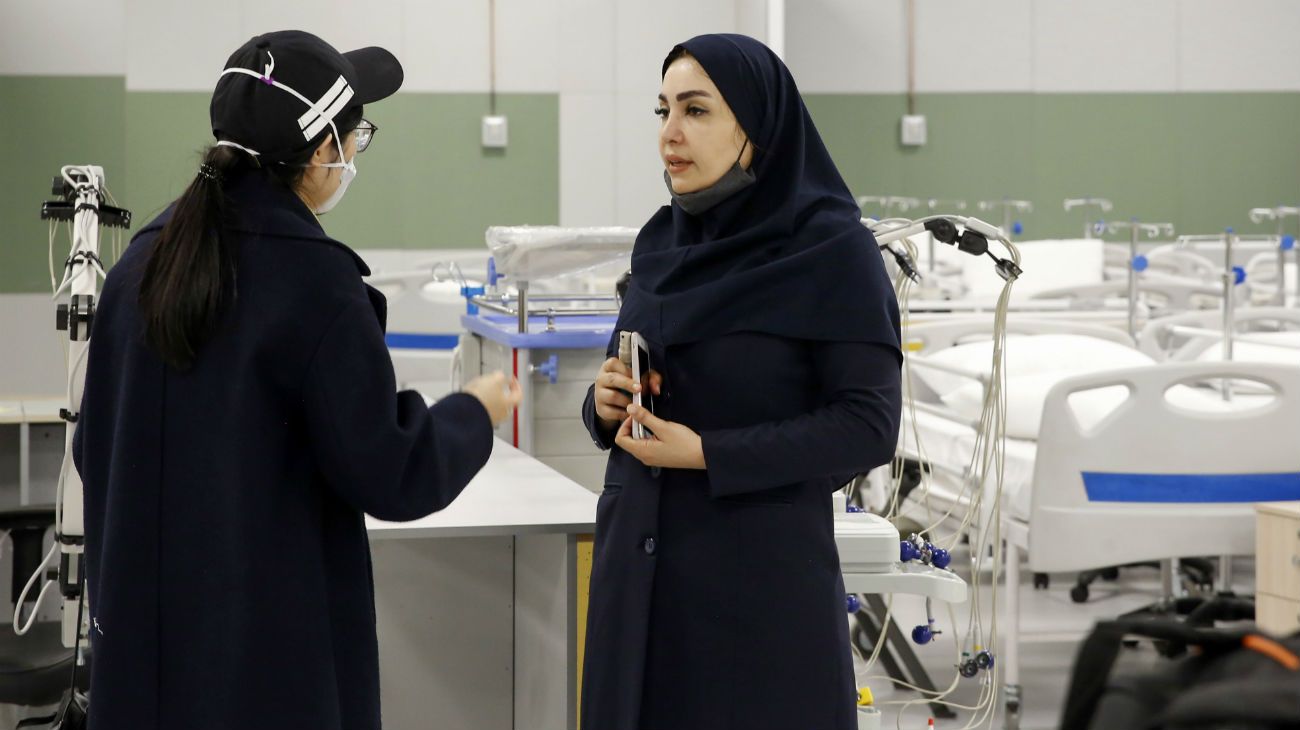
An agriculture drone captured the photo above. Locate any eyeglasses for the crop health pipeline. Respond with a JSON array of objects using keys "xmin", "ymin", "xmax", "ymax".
[{"xmin": 354, "ymin": 119, "xmax": 379, "ymax": 153}]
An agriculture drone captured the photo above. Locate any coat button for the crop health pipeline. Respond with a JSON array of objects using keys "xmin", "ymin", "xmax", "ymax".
[{"xmin": 643, "ymin": 537, "xmax": 657, "ymax": 555}]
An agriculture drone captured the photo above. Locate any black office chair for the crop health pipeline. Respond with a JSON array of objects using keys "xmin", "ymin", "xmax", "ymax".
[
  {"xmin": 1066, "ymin": 558, "xmax": 1216, "ymax": 603},
  {"xmin": 0, "ymin": 506, "xmax": 88, "ymax": 725}
]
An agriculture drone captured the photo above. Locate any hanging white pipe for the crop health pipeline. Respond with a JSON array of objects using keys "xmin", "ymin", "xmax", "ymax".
[{"xmin": 766, "ymin": 0, "xmax": 785, "ymax": 60}]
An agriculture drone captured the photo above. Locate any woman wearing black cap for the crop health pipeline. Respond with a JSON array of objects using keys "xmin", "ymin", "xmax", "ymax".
[
  {"xmin": 73, "ymin": 31, "xmax": 520, "ymax": 730},
  {"xmin": 581, "ymin": 35, "xmax": 902, "ymax": 729}
]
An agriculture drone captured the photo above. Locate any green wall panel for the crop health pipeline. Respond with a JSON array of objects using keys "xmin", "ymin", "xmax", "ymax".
[
  {"xmin": 2, "ymin": 83, "xmax": 558, "ymax": 293},
  {"xmin": 121, "ymin": 91, "xmax": 560, "ymax": 252},
  {"xmin": 805, "ymin": 92, "xmax": 1300, "ymax": 240},
  {"xmin": 1, "ymin": 77, "xmax": 127, "ymax": 293},
  {"xmin": 3, "ymin": 78, "xmax": 1297, "ymax": 293},
  {"xmin": 1173, "ymin": 94, "xmax": 1300, "ymax": 235}
]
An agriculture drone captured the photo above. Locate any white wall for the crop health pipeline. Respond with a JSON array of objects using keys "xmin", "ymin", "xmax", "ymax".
[
  {"xmin": 0, "ymin": 0, "xmax": 127, "ymax": 75},
  {"xmin": 0, "ymin": 296, "xmax": 68, "ymax": 397},
  {"xmin": 785, "ymin": 0, "xmax": 1300, "ymax": 94}
]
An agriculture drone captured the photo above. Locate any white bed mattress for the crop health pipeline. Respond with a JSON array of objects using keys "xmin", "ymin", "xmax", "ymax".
[{"xmin": 897, "ymin": 408, "xmax": 1039, "ymax": 522}]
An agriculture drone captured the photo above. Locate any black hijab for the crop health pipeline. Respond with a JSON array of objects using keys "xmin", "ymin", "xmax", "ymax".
[{"xmin": 619, "ymin": 33, "xmax": 900, "ymax": 352}]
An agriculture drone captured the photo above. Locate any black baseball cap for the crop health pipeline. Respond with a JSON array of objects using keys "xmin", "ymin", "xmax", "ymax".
[{"xmin": 211, "ymin": 30, "xmax": 403, "ymax": 161}]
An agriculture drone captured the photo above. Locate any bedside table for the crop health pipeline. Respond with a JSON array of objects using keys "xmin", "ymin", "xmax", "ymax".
[{"xmin": 1256, "ymin": 501, "xmax": 1300, "ymax": 634}]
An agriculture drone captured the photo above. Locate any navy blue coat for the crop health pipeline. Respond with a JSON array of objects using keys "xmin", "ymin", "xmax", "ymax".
[
  {"xmin": 580, "ymin": 331, "xmax": 901, "ymax": 730},
  {"xmin": 72, "ymin": 171, "xmax": 494, "ymax": 730}
]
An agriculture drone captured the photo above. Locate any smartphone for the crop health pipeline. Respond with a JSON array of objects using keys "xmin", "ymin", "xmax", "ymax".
[{"xmin": 629, "ymin": 332, "xmax": 655, "ymax": 439}]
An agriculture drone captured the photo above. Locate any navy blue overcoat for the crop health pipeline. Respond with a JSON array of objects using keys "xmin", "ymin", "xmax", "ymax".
[
  {"xmin": 73, "ymin": 170, "xmax": 493, "ymax": 730},
  {"xmin": 580, "ymin": 297, "xmax": 901, "ymax": 730}
]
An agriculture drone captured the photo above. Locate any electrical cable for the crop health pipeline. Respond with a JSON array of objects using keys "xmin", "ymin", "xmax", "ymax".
[
  {"xmin": 859, "ymin": 214, "xmax": 1020, "ymax": 726},
  {"xmin": 14, "ymin": 543, "xmax": 60, "ymax": 636}
]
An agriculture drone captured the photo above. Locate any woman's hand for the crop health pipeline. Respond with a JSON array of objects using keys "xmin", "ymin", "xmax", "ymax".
[
  {"xmin": 593, "ymin": 357, "xmax": 662, "ymax": 431},
  {"xmin": 462, "ymin": 371, "xmax": 523, "ymax": 427},
  {"xmin": 614, "ymin": 404, "xmax": 706, "ymax": 470}
]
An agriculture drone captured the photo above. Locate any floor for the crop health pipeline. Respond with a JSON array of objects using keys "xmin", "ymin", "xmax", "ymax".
[{"xmin": 0, "ymin": 557, "xmax": 1254, "ymax": 730}]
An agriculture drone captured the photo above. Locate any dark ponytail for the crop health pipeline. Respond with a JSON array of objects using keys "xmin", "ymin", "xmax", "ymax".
[
  {"xmin": 138, "ymin": 105, "xmax": 363, "ymax": 370},
  {"xmin": 138, "ymin": 144, "xmax": 243, "ymax": 370}
]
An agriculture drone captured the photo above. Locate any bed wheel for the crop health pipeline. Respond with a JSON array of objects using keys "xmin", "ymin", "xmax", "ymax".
[
  {"xmin": 1003, "ymin": 685, "xmax": 1022, "ymax": 730},
  {"xmin": 1070, "ymin": 584, "xmax": 1090, "ymax": 603},
  {"xmin": 1032, "ymin": 573, "xmax": 1049, "ymax": 590}
]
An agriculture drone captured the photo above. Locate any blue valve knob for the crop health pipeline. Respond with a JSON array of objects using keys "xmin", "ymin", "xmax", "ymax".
[
  {"xmin": 1012, "ymin": 220, "xmax": 1024, "ymax": 236},
  {"xmin": 1132, "ymin": 255, "xmax": 1149, "ymax": 272},
  {"xmin": 1092, "ymin": 220, "xmax": 1107, "ymax": 236},
  {"xmin": 912, "ymin": 622, "xmax": 937, "ymax": 645},
  {"xmin": 930, "ymin": 547, "xmax": 952, "ymax": 570},
  {"xmin": 462, "ymin": 285, "xmax": 486, "ymax": 315},
  {"xmin": 900, "ymin": 540, "xmax": 921, "ymax": 563},
  {"xmin": 846, "ymin": 594, "xmax": 861, "ymax": 614},
  {"xmin": 975, "ymin": 650, "xmax": 995, "ymax": 669},
  {"xmin": 535, "ymin": 354, "xmax": 560, "ymax": 384},
  {"xmin": 487, "ymin": 256, "xmax": 499, "ymax": 287},
  {"xmin": 846, "ymin": 504, "xmax": 865, "ymax": 514},
  {"xmin": 1282, "ymin": 235, "xmax": 1296, "ymax": 252},
  {"xmin": 1233, "ymin": 266, "xmax": 1246, "ymax": 286}
]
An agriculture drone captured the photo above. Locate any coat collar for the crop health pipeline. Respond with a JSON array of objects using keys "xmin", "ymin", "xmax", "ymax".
[{"xmin": 137, "ymin": 170, "xmax": 371, "ymax": 276}]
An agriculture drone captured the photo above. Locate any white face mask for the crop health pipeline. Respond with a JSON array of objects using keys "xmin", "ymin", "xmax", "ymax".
[{"xmin": 307, "ymin": 121, "xmax": 357, "ymax": 214}]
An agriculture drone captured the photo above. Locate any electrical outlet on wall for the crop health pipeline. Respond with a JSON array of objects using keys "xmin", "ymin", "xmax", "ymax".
[
  {"xmin": 900, "ymin": 115, "xmax": 927, "ymax": 146},
  {"xmin": 482, "ymin": 115, "xmax": 508, "ymax": 148}
]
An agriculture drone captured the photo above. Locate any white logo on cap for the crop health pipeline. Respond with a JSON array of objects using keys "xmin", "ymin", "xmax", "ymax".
[{"xmin": 298, "ymin": 75, "xmax": 354, "ymax": 141}]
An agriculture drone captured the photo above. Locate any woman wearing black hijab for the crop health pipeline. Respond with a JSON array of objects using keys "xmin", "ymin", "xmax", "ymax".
[{"xmin": 580, "ymin": 34, "xmax": 902, "ymax": 730}]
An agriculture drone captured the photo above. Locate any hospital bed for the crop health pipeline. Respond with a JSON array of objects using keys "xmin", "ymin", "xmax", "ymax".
[
  {"xmin": 1243, "ymin": 250, "xmax": 1299, "ymax": 306},
  {"xmin": 363, "ymin": 250, "xmax": 489, "ymax": 399},
  {"xmin": 960, "ymin": 239, "xmax": 1104, "ymax": 302},
  {"xmin": 1103, "ymin": 244, "xmax": 1210, "ymax": 281},
  {"xmin": 1137, "ymin": 306, "xmax": 1300, "ymax": 362},
  {"xmin": 364, "ymin": 239, "xmax": 631, "ymax": 401},
  {"xmin": 894, "ymin": 318, "xmax": 1140, "ymax": 527},
  {"xmin": 1001, "ymin": 360, "xmax": 1300, "ymax": 727},
  {"xmin": 894, "ymin": 315, "xmax": 1300, "ymax": 728},
  {"xmin": 1030, "ymin": 277, "xmax": 1225, "ymax": 314},
  {"xmin": 893, "ymin": 237, "xmax": 1107, "ymax": 305},
  {"xmin": 898, "ymin": 311, "xmax": 1300, "ymax": 529},
  {"xmin": 902, "ymin": 238, "xmax": 1227, "ymax": 340}
]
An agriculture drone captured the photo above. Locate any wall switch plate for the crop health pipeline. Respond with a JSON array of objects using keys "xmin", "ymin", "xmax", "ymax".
[
  {"xmin": 901, "ymin": 114, "xmax": 927, "ymax": 146},
  {"xmin": 482, "ymin": 115, "xmax": 508, "ymax": 148}
]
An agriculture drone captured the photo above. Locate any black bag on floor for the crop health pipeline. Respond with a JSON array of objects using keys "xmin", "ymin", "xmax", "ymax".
[{"xmin": 1061, "ymin": 615, "xmax": 1300, "ymax": 730}]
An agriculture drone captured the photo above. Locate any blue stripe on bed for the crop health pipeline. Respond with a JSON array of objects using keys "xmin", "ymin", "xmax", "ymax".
[
  {"xmin": 1082, "ymin": 471, "xmax": 1300, "ymax": 503},
  {"xmin": 384, "ymin": 333, "xmax": 460, "ymax": 350}
]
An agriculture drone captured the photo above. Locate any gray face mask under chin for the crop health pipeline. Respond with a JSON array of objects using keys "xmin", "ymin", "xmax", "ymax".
[{"xmin": 665, "ymin": 141, "xmax": 756, "ymax": 215}]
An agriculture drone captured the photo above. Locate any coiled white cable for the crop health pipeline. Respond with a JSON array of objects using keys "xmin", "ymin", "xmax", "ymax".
[{"xmin": 13, "ymin": 543, "xmax": 60, "ymax": 636}]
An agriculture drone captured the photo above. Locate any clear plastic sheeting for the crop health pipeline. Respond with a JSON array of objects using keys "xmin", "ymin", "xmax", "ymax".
[{"xmin": 485, "ymin": 226, "xmax": 638, "ymax": 283}]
